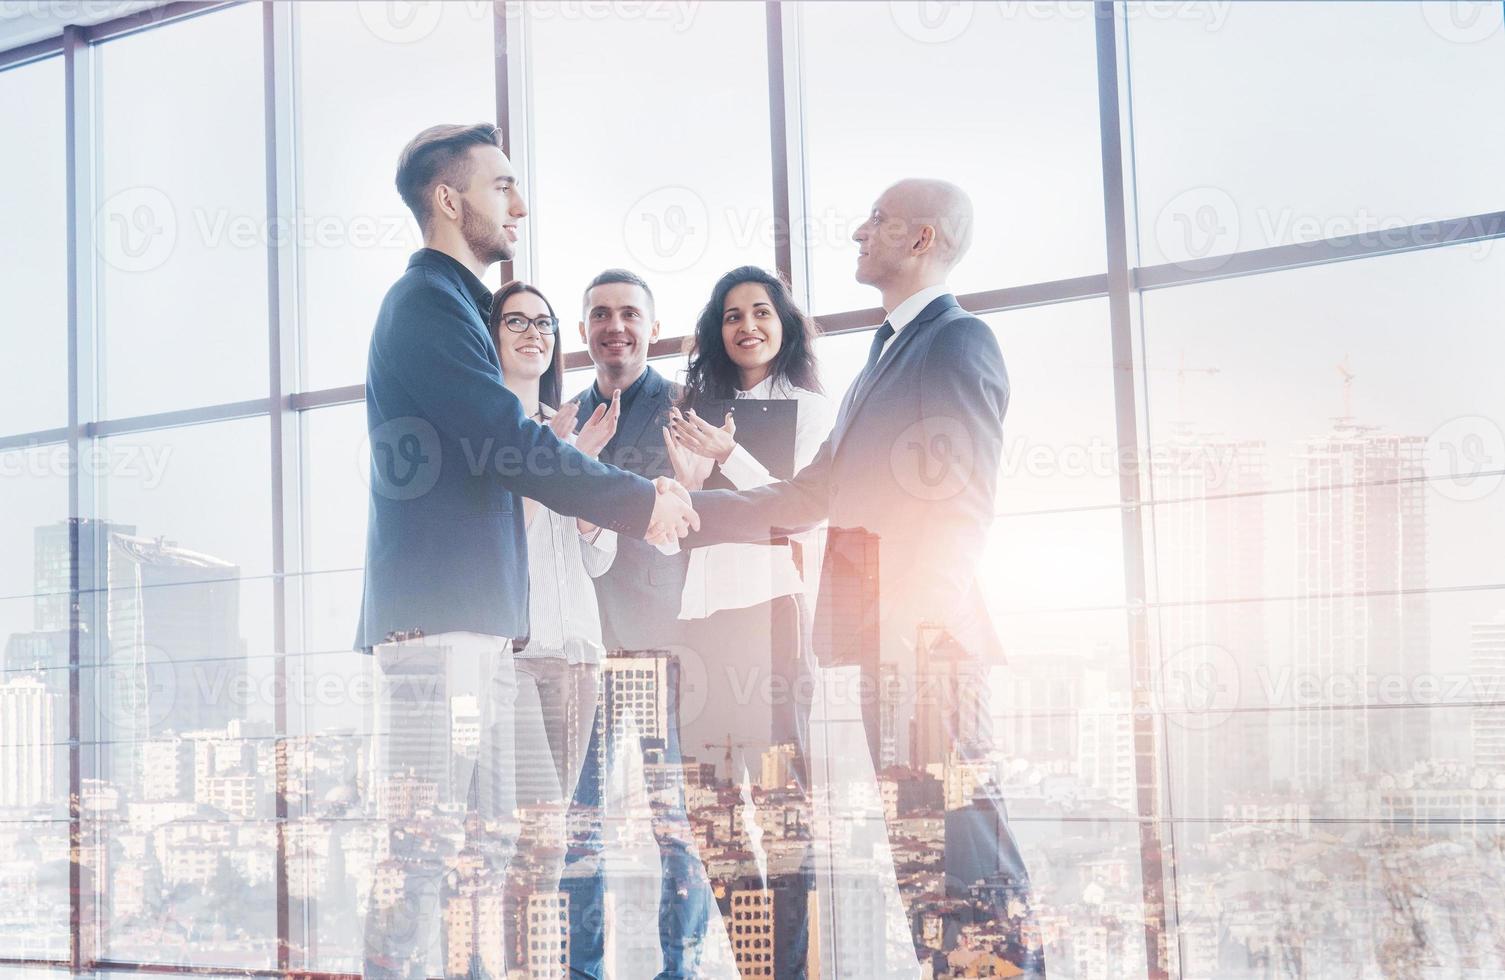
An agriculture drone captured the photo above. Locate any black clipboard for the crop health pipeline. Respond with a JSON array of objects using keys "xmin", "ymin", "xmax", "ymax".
[{"xmin": 697, "ymin": 397, "xmax": 798, "ymax": 489}]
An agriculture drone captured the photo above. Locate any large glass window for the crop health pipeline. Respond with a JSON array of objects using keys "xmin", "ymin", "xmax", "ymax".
[
  {"xmin": 0, "ymin": 57, "xmax": 66, "ymax": 435},
  {"xmin": 81, "ymin": 417, "xmax": 277, "ymax": 970},
  {"xmin": 1140, "ymin": 241, "xmax": 1505, "ymax": 971},
  {"xmin": 294, "ymin": 1, "xmax": 498, "ymax": 392},
  {"xmin": 94, "ymin": 4, "xmax": 268, "ymax": 419},
  {"xmin": 1126, "ymin": 0, "xmax": 1505, "ymax": 268},
  {"xmin": 6, "ymin": 1, "xmax": 1505, "ymax": 975},
  {"xmin": 527, "ymin": 1, "xmax": 775, "ymax": 343},
  {"xmin": 799, "ymin": 1, "xmax": 1105, "ymax": 313}
]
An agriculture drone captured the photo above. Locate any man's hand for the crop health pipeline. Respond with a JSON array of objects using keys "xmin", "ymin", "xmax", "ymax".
[
  {"xmin": 668, "ymin": 406, "xmax": 737, "ymax": 465},
  {"xmin": 575, "ymin": 389, "xmax": 621, "ymax": 458},
  {"xmin": 662, "ymin": 424, "xmax": 713, "ymax": 491},
  {"xmin": 644, "ymin": 475, "xmax": 700, "ymax": 545}
]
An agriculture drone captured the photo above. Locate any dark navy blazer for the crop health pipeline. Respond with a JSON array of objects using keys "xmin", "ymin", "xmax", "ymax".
[
  {"xmin": 354, "ymin": 249, "xmax": 656, "ymax": 651},
  {"xmin": 571, "ymin": 366, "xmax": 689, "ymax": 651},
  {"xmin": 686, "ymin": 293, "xmax": 1008, "ymax": 664}
]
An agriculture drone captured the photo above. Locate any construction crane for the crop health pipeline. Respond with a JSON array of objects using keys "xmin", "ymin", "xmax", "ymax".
[
  {"xmin": 703, "ymin": 736, "xmax": 756, "ymax": 780},
  {"xmin": 1144, "ymin": 350, "xmax": 1221, "ymax": 424},
  {"xmin": 1337, "ymin": 355, "xmax": 1355, "ymax": 418}
]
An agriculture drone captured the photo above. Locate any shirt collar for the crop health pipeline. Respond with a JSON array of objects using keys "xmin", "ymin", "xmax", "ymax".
[
  {"xmin": 592, "ymin": 364, "xmax": 652, "ymax": 406},
  {"xmin": 734, "ymin": 374, "xmax": 778, "ymax": 399},
  {"xmin": 886, "ymin": 283, "xmax": 951, "ymax": 335},
  {"xmin": 412, "ymin": 247, "xmax": 493, "ymax": 321}
]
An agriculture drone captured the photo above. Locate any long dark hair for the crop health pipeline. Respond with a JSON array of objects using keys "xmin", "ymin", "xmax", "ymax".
[
  {"xmin": 681, "ymin": 266, "xmax": 822, "ymax": 414},
  {"xmin": 489, "ymin": 279, "xmax": 564, "ymax": 409}
]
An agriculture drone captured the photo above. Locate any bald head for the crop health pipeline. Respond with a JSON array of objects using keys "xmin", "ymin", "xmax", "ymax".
[
  {"xmin": 883, "ymin": 178, "xmax": 974, "ymax": 266},
  {"xmin": 852, "ymin": 178, "xmax": 975, "ymax": 305}
]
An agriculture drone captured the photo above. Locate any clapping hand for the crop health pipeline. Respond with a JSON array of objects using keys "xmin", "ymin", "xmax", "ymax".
[
  {"xmin": 662, "ymin": 424, "xmax": 714, "ymax": 491},
  {"xmin": 547, "ymin": 401, "xmax": 580, "ymax": 441},
  {"xmin": 573, "ymin": 389, "xmax": 621, "ymax": 459},
  {"xmin": 548, "ymin": 391, "xmax": 621, "ymax": 458},
  {"xmin": 668, "ymin": 406, "xmax": 736, "ymax": 465},
  {"xmin": 645, "ymin": 476, "xmax": 700, "ymax": 547}
]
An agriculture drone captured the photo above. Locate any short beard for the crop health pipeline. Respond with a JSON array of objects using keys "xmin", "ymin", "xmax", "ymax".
[{"xmin": 459, "ymin": 200, "xmax": 513, "ymax": 267}]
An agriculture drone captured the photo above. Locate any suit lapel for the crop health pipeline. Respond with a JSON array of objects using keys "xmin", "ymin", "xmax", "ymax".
[
  {"xmin": 830, "ymin": 295, "xmax": 959, "ymax": 456},
  {"xmin": 612, "ymin": 367, "xmax": 668, "ymax": 462}
]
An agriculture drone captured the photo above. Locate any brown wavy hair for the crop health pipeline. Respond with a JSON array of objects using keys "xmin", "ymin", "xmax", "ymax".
[{"xmin": 681, "ymin": 266, "xmax": 822, "ymax": 414}]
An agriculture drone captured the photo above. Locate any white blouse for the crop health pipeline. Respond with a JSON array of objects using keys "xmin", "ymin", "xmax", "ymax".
[
  {"xmin": 679, "ymin": 376, "xmax": 834, "ymax": 620},
  {"xmin": 518, "ymin": 406, "xmax": 617, "ymax": 664}
]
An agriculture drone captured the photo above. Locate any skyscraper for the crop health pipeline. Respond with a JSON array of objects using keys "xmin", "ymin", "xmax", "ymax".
[
  {"xmin": 1292, "ymin": 420, "xmax": 1429, "ymax": 791},
  {"xmin": 1471, "ymin": 613, "xmax": 1505, "ymax": 774},
  {"xmin": 813, "ymin": 527, "xmax": 882, "ymax": 763},
  {"xmin": 0, "ymin": 675, "xmax": 59, "ymax": 810},
  {"xmin": 101, "ymin": 532, "xmax": 244, "ymax": 794},
  {"xmin": 1153, "ymin": 428, "xmax": 1270, "ymax": 838},
  {"xmin": 372, "ymin": 642, "xmax": 452, "ymax": 809},
  {"xmin": 911, "ymin": 624, "xmax": 988, "ymax": 773}
]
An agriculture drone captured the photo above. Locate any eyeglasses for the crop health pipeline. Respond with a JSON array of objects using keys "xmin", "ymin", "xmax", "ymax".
[{"xmin": 499, "ymin": 313, "xmax": 559, "ymax": 335}]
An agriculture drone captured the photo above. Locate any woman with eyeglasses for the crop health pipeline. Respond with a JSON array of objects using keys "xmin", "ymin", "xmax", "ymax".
[{"xmin": 484, "ymin": 279, "xmax": 620, "ymax": 949}]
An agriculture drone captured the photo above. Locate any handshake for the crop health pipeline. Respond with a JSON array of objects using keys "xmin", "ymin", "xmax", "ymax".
[
  {"xmin": 550, "ymin": 392, "xmax": 697, "ymax": 549},
  {"xmin": 645, "ymin": 476, "xmax": 699, "ymax": 549}
]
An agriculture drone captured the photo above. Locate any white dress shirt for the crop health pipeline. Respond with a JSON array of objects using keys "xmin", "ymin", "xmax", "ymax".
[
  {"xmin": 880, "ymin": 283, "xmax": 951, "ymax": 358},
  {"xmin": 517, "ymin": 405, "xmax": 617, "ymax": 664},
  {"xmin": 679, "ymin": 375, "xmax": 835, "ymax": 620}
]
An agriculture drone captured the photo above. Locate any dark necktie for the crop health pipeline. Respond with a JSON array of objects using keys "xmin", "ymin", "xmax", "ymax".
[{"xmin": 855, "ymin": 320, "xmax": 895, "ymax": 393}]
